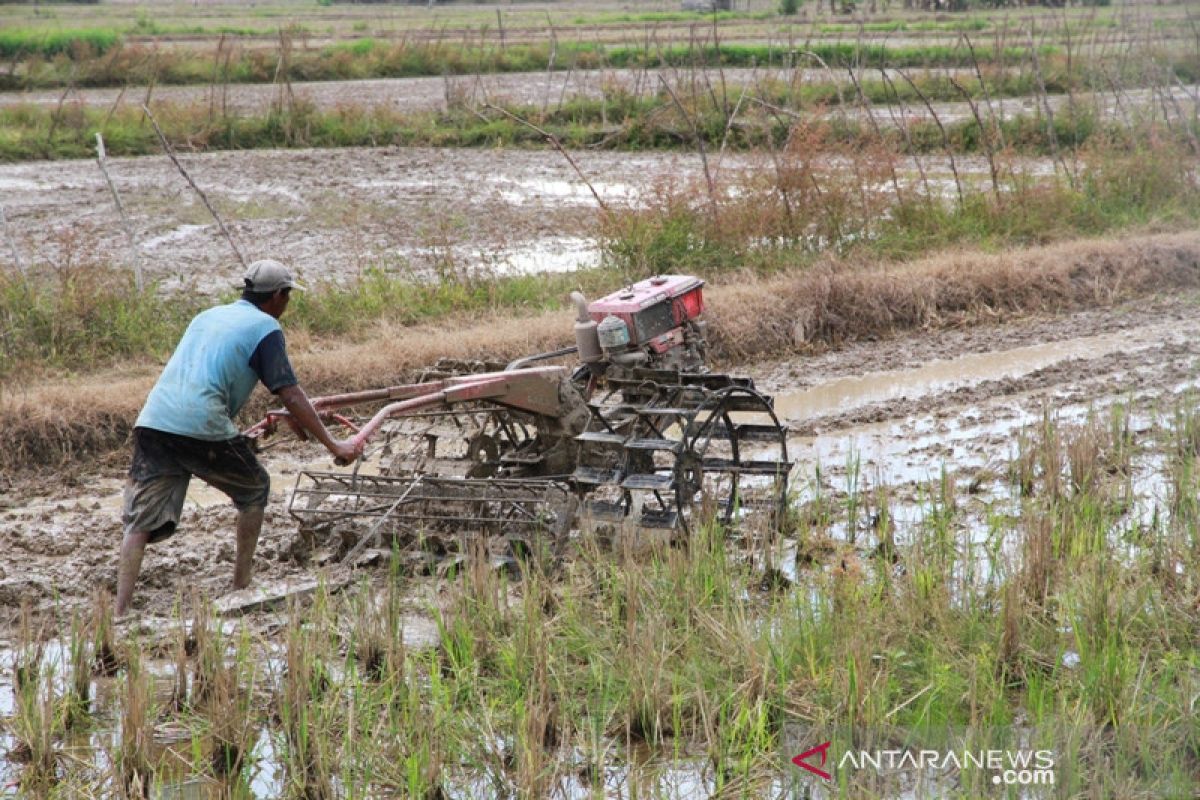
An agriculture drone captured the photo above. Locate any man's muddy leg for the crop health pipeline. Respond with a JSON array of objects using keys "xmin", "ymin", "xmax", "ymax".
[
  {"xmin": 233, "ymin": 506, "xmax": 265, "ymax": 590},
  {"xmin": 116, "ymin": 530, "xmax": 151, "ymax": 616}
]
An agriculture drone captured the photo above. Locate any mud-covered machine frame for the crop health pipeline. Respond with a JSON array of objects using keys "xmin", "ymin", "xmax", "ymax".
[{"xmin": 246, "ymin": 275, "xmax": 792, "ymax": 556}]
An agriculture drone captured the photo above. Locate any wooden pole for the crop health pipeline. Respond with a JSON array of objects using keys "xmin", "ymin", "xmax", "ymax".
[{"xmin": 95, "ymin": 133, "xmax": 144, "ymax": 291}]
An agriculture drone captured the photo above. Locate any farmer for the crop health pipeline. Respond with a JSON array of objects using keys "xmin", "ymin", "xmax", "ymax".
[{"xmin": 115, "ymin": 259, "xmax": 362, "ymax": 615}]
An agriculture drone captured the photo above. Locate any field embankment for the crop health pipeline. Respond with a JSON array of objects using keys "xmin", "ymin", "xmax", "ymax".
[
  {"xmin": 3, "ymin": 15, "xmax": 1170, "ymax": 91},
  {"xmin": 3, "ymin": 231, "xmax": 1198, "ymax": 475}
]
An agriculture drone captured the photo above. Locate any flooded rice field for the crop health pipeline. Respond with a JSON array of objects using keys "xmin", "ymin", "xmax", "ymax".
[
  {"xmin": 0, "ymin": 143, "xmax": 1056, "ymax": 295},
  {"xmin": 0, "ymin": 145, "xmax": 661, "ymax": 294},
  {"xmin": 3, "ymin": 72, "xmax": 1195, "ymax": 154},
  {"xmin": 2, "ymin": 290, "xmax": 1195, "ymax": 629},
  {"xmin": 4, "ymin": 290, "xmax": 1199, "ymax": 794},
  {"xmin": 2, "ymin": 65, "xmax": 1193, "ymax": 137},
  {"xmin": 2, "ymin": 287, "xmax": 1198, "ymax": 794}
]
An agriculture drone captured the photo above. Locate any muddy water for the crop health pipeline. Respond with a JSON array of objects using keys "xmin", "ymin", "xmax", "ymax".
[
  {"xmin": 775, "ymin": 321, "xmax": 1182, "ymax": 425},
  {"xmin": 0, "ymin": 143, "xmax": 1063, "ymax": 296},
  {"xmin": 770, "ymin": 310, "xmax": 1200, "ymax": 581},
  {"xmin": 0, "ymin": 146, "xmax": 693, "ymax": 293}
]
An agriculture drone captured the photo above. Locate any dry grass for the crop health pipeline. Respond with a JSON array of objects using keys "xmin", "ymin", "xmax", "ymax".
[{"xmin": 1, "ymin": 230, "xmax": 1198, "ymax": 473}]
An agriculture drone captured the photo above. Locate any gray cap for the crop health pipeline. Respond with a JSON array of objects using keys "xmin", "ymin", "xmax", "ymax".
[{"xmin": 241, "ymin": 259, "xmax": 306, "ymax": 293}]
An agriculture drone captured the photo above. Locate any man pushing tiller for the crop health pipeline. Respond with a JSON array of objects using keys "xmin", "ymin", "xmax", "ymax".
[{"xmin": 115, "ymin": 260, "xmax": 362, "ymax": 616}]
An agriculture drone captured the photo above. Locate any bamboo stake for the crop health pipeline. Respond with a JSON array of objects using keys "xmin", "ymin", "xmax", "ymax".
[
  {"xmin": 142, "ymin": 103, "xmax": 247, "ymax": 268},
  {"xmin": 1026, "ymin": 25, "xmax": 1073, "ymax": 188},
  {"xmin": 94, "ymin": 133, "xmax": 144, "ymax": 291},
  {"xmin": 845, "ymin": 66, "xmax": 903, "ymax": 204},
  {"xmin": 542, "ymin": 11, "xmax": 558, "ymax": 117},
  {"xmin": 714, "ymin": 84, "xmax": 748, "ymax": 178},
  {"xmin": 877, "ymin": 68, "xmax": 933, "ymax": 204},
  {"xmin": 963, "ymin": 34, "xmax": 1005, "ymax": 151},
  {"xmin": 949, "ymin": 77, "xmax": 999, "ymax": 199}
]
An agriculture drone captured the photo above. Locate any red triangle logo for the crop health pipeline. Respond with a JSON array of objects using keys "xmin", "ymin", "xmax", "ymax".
[{"xmin": 792, "ymin": 741, "xmax": 832, "ymax": 780}]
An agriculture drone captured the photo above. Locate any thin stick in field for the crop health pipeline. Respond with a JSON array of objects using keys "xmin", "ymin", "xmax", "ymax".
[
  {"xmin": 94, "ymin": 133, "xmax": 145, "ymax": 291},
  {"xmin": 896, "ymin": 68, "xmax": 964, "ymax": 207},
  {"xmin": 658, "ymin": 74, "xmax": 716, "ymax": 207},
  {"xmin": 481, "ymin": 104, "xmax": 610, "ymax": 215},
  {"xmin": 141, "ymin": 103, "xmax": 247, "ymax": 268},
  {"xmin": 949, "ymin": 77, "xmax": 1000, "ymax": 198}
]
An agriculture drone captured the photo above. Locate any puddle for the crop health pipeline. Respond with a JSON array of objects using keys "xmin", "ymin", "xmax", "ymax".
[
  {"xmin": 497, "ymin": 236, "xmax": 598, "ymax": 274},
  {"xmin": 0, "ymin": 177, "xmax": 41, "ymax": 192},
  {"xmin": 774, "ymin": 320, "xmax": 1187, "ymax": 424},
  {"xmin": 497, "ymin": 177, "xmax": 637, "ymax": 207},
  {"xmin": 141, "ymin": 224, "xmax": 211, "ymax": 251},
  {"xmin": 389, "ymin": 235, "xmax": 601, "ymax": 280},
  {"xmin": 765, "ymin": 314, "xmax": 1200, "ymax": 595},
  {"xmin": 226, "ymin": 185, "xmax": 304, "ymax": 205}
]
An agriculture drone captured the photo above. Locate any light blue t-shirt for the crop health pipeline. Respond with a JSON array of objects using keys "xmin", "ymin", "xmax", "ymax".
[{"xmin": 136, "ymin": 300, "xmax": 283, "ymax": 441}]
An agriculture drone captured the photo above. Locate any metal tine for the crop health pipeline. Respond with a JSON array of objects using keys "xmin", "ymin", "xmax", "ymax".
[{"xmin": 340, "ymin": 475, "xmax": 425, "ymax": 565}]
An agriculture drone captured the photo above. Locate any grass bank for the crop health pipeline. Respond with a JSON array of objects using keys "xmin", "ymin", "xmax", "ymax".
[
  {"xmin": 3, "ymin": 137, "xmax": 1197, "ymax": 380},
  {"xmin": 600, "ymin": 135, "xmax": 1200, "ymax": 272},
  {"xmin": 2, "ymin": 231, "xmax": 1199, "ymax": 474},
  {"xmin": 0, "ymin": 27, "xmax": 118, "ymax": 60},
  {"xmin": 6, "ymin": 398, "xmax": 1198, "ymax": 796},
  {"xmin": 0, "ymin": 35, "xmax": 1071, "ymax": 91},
  {"xmin": 1, "ymin": 74, "xmax": 1194, "ymax": 162}
]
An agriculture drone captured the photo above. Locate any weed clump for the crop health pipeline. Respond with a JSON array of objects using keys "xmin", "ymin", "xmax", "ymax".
[
  {"xmin": 91, "ymin": 588, "xmax": 121, "ymax": 676},
  {"xmin": 8, "ymin": 604, "xmax": 59, "ymax": 792},
  {"xmin": 113, "ymin": 649, "xmax": 153, "ymax": 799}
]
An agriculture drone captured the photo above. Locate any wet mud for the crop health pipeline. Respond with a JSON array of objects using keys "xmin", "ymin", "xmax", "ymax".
[
  {"xmin": 2, "ymin": 290, "xmax": 1197, "ymax": 637},
  {"xmin": 0, "ymin": 143, "xmax": 1058, "ymax": 295},
  {"xmin": 0, "ymin": 145, "xmax": 691, "ymax": 293}
]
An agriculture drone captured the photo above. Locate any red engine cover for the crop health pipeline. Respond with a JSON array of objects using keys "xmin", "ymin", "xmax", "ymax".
[{"xmin": 588, "ymin": 275, "xmax": 705, "ymax": 346}]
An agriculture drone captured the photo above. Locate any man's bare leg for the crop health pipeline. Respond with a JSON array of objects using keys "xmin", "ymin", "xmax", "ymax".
[
  {"xmin": 233, "ymin": 507, "xmax": 265, "ymax": 590},
  {"xmin": 116, "ymin": 530, "xmax": 151, "ymax": 616}
]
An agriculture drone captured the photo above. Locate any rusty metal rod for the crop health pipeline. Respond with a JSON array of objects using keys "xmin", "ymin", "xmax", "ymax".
[{"xmin": 244, "ymin": 366, "xmax": 566, "ymax": 441}]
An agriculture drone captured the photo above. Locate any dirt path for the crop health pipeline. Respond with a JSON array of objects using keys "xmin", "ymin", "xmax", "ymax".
[
  {"xmin": 0, "ymin": 67, "xmax": 982, "ymax": 115},
  {"xmin": 3, "ymin": 66, "xmax": 1194, "ymax": 137},
  {"xmin": 2, "ymin": 290, "xmax": 1197, "ymax": 634}
]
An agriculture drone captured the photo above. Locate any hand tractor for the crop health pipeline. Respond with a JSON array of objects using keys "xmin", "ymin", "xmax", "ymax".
[{"xmin": 246, "ymin": 275, "xmax": 792, "ymax": 561}]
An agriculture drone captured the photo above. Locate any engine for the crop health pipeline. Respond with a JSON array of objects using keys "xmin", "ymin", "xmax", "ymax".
[{"xmin": 572, "ymin": 275, "xmax": 708, "ymax": 373}]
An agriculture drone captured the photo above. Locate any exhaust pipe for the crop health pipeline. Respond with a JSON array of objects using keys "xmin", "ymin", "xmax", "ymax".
[{"xmin": 571, "ymin": 291, "xmax": 602, "ymax": 364}]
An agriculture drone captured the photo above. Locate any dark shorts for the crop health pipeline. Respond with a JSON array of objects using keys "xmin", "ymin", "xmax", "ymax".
[{"xmin": 122, "ymin": 427, "xmax": 270, "ymax": 543}]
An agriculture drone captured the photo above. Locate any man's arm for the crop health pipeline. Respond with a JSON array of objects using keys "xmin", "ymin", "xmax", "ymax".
[
  {"xmin": 276, "ymin": 384, "xmax": 361, "ymax": 464},
  {"xmin": 248, "ymin": 331, "xmax": 360, "ymax": 464}
]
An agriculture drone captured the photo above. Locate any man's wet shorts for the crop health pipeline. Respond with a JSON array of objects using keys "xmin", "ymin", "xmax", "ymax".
[{"xmin": 122, "ymin": 426, "xmax": 270, "ymax": 543}]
